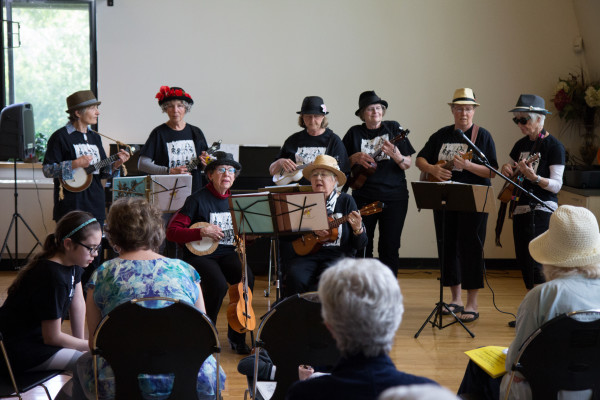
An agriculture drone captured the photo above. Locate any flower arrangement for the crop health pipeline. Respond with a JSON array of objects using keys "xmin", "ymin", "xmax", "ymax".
[{"xmin": 552, "ymin": 71, "xmax": 600, "ymax": 165}]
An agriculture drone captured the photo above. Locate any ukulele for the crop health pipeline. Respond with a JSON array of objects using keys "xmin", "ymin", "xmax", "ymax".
[
  {"xmin": 423, "ymin": 150, "xmax": 474, "ymax": 182},
  {"xmin": 185, "ymin": 221, "xmax": 235, "ymax": 256},
  {"xmin": 62, "ymin": 145, "xmax": 135, "ymax": 192},
  {"xmin": 227, "ymin": 235, "xmax": 256, "ymax": 333},
  {"xmin": 497, "ymin": 153, "xmax": 541, "ymax": 203},
  {"xmin": 292, "ymin": 201, "xmax": 383, "ymax": 256},
  {"xmin": 187, "ymin": 140, "xmax": 221, "ymax": 172},
  {"xmin": 272, "ymin": 163, "xmax": 311, "ymax": 185},
  {"xmin": 345, "ymin": 129, "xmax": 409, "ymax": 191}
]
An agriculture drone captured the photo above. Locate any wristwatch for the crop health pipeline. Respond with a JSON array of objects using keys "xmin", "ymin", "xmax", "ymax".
[{"xmin": 533, "ymin": 175, "xmax": 541, "ymax": 184}]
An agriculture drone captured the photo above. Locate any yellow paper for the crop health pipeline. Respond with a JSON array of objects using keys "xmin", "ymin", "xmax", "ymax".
[{"xmin": 464, "ymin": 346, "xmax": 508, "ymax": 378}]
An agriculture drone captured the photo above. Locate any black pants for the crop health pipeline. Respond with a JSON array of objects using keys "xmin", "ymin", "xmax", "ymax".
[
  {"xmin": 433, "ymin": 210, "xmax": 487, "ymax": 289},
  {"xmin": 185, "ymin": 251, "xmax": 255, "ymax": 344},
  {"xmin": 285, "ymin": 254, "xmax": 337, "ymax": 296},
  {"xmin": 353, "ymin": 194, "xmax": 409, "ymax": 277},
  {"xmin": 513, "ymin": 211, "xmax": 551, "ymax": 289}
]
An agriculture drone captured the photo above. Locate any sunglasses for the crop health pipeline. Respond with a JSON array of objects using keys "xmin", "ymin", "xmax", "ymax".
[
  {"xmin": 73, "ymin": 239, "xmax": 102, "ymax": 256},
  {"xmin": 512, "ymin": 116, "xmax": 531, "ymax": 125}
]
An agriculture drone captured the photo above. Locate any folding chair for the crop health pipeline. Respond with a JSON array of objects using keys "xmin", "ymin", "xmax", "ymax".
[
  {"xmin": 248, "ymin": 292, "xmax": 340, "ymax": 400},
  {"xmin": 92, "ymin": 297, "xmax": 221, "ymax": 400},
  {"xmin": 504, "ymin": 309, "xmax": 600, "ymax": 400},
  {"xmin": 0, "ymin": 332, "xmax": 61, "ymax": 400}
]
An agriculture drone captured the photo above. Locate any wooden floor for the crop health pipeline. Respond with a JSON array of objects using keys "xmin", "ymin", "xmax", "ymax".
[{"xmin": 0, "ymin": 267, "xmax": 527, "ymax": 399}]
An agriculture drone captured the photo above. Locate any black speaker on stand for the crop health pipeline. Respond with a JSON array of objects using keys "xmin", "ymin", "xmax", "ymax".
[{"xmin": 0, "ymin": 102, "xmax": 42, "ymax": 269}]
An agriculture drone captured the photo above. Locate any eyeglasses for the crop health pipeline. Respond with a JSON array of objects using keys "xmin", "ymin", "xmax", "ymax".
[
  {"xmin": 72, "ymin": 240, "xmax": 102, "ymax": 256},
  {"xmin": 216, "ymin": 167, "xmax": 236, "ymax": 174},
  {"xmin": 311, "ymin": 171, "xmax": 335, "ymax": 179},
  {"xmin": 453, "ymin": 107, "xmax": 474, "ymax": 113},
  {"xmin": 512, "ymin": 116, "xmax": 531, "ymax": 125}
]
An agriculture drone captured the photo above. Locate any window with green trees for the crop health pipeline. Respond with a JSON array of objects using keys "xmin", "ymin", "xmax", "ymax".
[{"xmin": 2, "ymin": 0, "xmax": 96, "ymax": 144}]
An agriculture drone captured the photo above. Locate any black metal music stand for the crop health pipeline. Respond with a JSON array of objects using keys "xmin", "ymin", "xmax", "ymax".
[
  {"xmin": 411, "ymin": 181, "xmax": 495, "ymax": 338},
  {"xmin": 0, "ymin": 160, "xmax": 42, "ymax": 268},
  {"xmin": 229, "ymin": 191, "xmax": 328, "ymax": 303}
]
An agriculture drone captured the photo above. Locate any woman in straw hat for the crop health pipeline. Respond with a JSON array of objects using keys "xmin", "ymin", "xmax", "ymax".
[
  {"xmin": 43, "ymin": 90, "xmax": 130, "ymax": 285},
  {"xmin": 342, "ymin": 90, "xmax": 415, "ymax": 277},
  {"xmin": 458, "ymin": 205, "xmax": 600, "ymax": 400},
  {"xmin": 501, "ymin": 94, "xmax": 565, "ymax": 290},
  {"xmin": 269, "ymin": 96, "xmax": 350, "ymax": 186},
  {"xmin": 415, "ymin": 88, "xmax": 498, "ymax": 322},
  {"xmin": 284, "ymin": 154, "xmax": 367, "ymax": 295},
  {"xmin": 139, "ymin": 85, "xmax": 209, "ymax": 192},
  {"xmin": 167, "ymin": 152, "xmax": 254, "ymax": 354}
]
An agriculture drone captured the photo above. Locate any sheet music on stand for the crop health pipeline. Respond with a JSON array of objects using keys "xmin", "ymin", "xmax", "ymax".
[
  {"xmin": 229, "ymin": 191, "xmax": 328, "ymax": 302},
  {"xmin": 112, "ymin": 174, "xmax": 192, "ymax": 213},
  {"xmin": 229, "ymin": 192, "xmax": 329, "ymax": 235},
  {"xmin": 149, "ymin": 174, "xmax": 192, "ymax": 212}
]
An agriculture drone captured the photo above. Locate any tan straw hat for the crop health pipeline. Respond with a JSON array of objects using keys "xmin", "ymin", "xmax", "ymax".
[
  {"xmin": 448, "ymin": 88, "xmax": 480, "ymax": 106},
  {"xmin": 302, "ymin": 154, "xmax": 347, "ymax": 186},
  {"xmin": 529, "ymin": 205, "xmax": 600, "ymax": 268}
]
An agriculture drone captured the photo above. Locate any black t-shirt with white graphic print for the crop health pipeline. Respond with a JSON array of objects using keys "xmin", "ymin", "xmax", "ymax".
[
  {"xmin": 141, "ymin": 123, "xmax": 209, "ymax": 192},
  {"xmin": 178, "ymin": 186, "xmax": 236, "ymax": 258},
  {"xmin": 274, "ymin": 128, "xmax": 349, "ymax": 185},
  {"xmin": 508, "ymin": 133, "xmax": 565, "ymax": 205},
  {"xmin": 343, "ymin": 121, "xmax": 416, "ymax": 201},
  {"xmin": 44, "ymin": 126, "xmax": 110, "ymax": 221},
  {"xmin": 417, "ymin": 124, "xmax": 498, "ymax": 186},
  {"xmin": 0, "ymin": 259, "xmax": 82, "ymax": 372}
]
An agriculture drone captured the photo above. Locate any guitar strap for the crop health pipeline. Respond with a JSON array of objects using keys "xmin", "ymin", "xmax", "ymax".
[{"xmin": 471, "ymin": 124, "xmax": 479, "ymax": 144}]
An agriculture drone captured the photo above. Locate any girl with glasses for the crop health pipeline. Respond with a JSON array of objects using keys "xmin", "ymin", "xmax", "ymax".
[{"xmin": 0, "ymin": 211, "xmax": 101, "ymax": 397}]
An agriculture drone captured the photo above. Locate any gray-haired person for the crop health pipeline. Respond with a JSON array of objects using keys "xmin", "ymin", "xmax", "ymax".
[{"xmin": 287, "ymin": 258, "xmax": 436, "ymax": 400}]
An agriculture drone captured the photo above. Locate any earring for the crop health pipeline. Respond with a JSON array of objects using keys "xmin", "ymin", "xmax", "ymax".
[{"xmin": 112, "ymin": 245, "xmax": 122, "ymax": 254}]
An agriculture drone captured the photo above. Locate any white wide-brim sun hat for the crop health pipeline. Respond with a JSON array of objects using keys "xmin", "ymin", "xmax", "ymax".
[{"xmin": 529, "ymin": 205, "xmax": 600, "ymax": 268}]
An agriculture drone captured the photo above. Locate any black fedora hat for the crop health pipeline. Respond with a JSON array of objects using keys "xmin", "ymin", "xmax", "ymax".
[
  {"xmin": 355, "ymin": 90, "xmax": 388, "ymax": 116},
  {"xmin": 296, "ymin": 96, "xmax": 328, "ymax": 115},
  {"xmin": 205, "ymin": 151, "xmax": 242, "ymax": 174},
  {"xmin": 509, "ymin": 94, "xmax": 551, "ymax": 115}
]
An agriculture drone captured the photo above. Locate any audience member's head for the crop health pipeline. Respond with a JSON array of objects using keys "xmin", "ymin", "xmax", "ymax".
[
  {"xmin": 528, "ymin": 205, "xmax": 600, "ymax": 281},
  {"xmin": 105, "ymin": 197, "xmax": 165, "ymax": 253},
  {"xmin": 318, "ymin": 258, "xmax": 403, "ymax": 357},
  {"xmin": 378, "ymin": 384, "xmax": 459, "ymax": 400}
]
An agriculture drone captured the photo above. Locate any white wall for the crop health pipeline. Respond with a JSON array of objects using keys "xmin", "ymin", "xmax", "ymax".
[{"xmin": 95, "ymin": 0, "xmax": 584, "ymax": 260}]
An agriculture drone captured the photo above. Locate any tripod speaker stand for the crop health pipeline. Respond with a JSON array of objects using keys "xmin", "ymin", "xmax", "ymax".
[
  {"xmin": 411, "ymin": 181, "xmax": 495, "ymax": 338},
  {"xmin": 0, "ymin": 160, "xmax": 42, "ymax": 268}
]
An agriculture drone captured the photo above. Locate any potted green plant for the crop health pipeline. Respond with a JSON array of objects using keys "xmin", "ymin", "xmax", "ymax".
[{"xmin": 35, "ymin": 132, "xmax": 48, "ymax": 162}]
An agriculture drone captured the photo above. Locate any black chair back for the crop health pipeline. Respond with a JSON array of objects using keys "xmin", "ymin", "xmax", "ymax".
[
  {"xmin": 92, "ymin": 297, "xmax": 221, "ymax": 400},
  {"xmin": 253, "ymin": 293, "xmax": 340, "ymax": 400},
  {"xmin": 508, "ymin": 309, "xmax": 600, "ymax": 399}
]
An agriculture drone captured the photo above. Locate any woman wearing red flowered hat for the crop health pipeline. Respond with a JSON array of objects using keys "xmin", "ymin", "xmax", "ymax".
[{"xmin": 138, "ymin": 85, "xmax": 209, "ymax": 192}]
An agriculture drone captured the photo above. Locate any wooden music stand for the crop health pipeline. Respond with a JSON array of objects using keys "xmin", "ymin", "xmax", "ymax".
[{"xmin": 411, "ymin": 181, "xmax": 495, "ymax": 338}]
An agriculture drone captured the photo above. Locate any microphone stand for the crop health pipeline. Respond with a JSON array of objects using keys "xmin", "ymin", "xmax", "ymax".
[{"xmin": 459, "ymin": 129, "xmax": 553, "ymax": 212}]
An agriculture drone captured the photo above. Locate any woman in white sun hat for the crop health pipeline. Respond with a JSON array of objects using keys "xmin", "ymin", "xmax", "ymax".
[
  {"xmin": 459, "ymin": 205, "xmax": 600, "ymax": 399},
  {"xmin": 499, "ymin": 204, "xmax": 600, "ymax": 399}
]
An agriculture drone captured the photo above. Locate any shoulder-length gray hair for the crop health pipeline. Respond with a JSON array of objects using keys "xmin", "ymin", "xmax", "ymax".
[{"xmin": 318, "ymin": 258, "xmax": 403, "ymax": 357}]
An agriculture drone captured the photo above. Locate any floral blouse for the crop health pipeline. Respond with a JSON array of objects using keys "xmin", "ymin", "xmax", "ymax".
[{"xmin": 80, "ymin": 257, "xmax": 226, "ymax": 400}]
